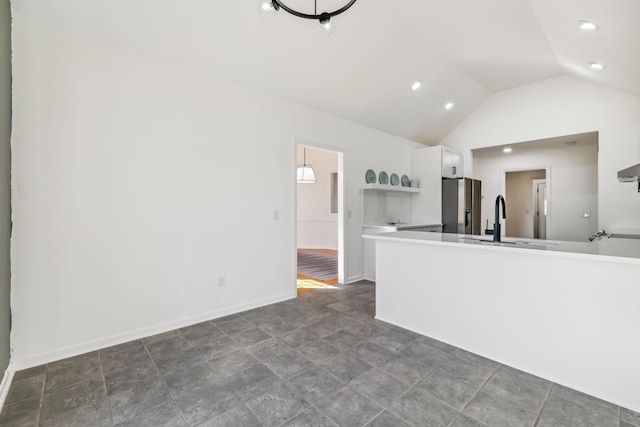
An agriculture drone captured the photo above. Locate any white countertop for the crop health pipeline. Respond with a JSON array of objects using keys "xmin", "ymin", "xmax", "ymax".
[
  {"xmin": 363, "ymin": 230, "xmax": 640, "ymax": 264},
  {"xmin": 363, "ymin": 223, "xmax": 442, "ymax": 231}
]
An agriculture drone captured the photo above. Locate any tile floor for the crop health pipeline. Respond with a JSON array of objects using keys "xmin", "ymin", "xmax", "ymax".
[{"xmin": 1, "ymin": 280, "xmax": 639, "ymax": 427}]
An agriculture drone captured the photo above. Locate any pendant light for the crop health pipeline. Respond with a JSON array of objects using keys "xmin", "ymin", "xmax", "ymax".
[
  {"xmin": 258, "ymin": 0, "xmax": 358, "ymax": 35},
  {"xmin": 297, "ymin": 147, "xmax": 317, "ymax": 183}
]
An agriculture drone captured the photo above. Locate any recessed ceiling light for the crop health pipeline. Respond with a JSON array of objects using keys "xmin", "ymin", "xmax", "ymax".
[
  {"xmin": 578, "ymin": 20, "xmax": 598, "ymax": 31},
  {"xmin": 411, "ymin": 82, "xmax": 422, "ymax": 91},
  {"xmin": 444, "ymin": 102, "xmax": 454, "ymax": 110},
  {"xmin": 503, "ymin": 147, "xmax": 512, "ymax": 153},
  {"xmin": 589, "ymin": 62, "xmax": 605, "ymax": 70}
]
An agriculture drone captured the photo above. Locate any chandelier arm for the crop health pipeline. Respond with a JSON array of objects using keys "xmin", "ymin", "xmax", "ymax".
[{"xmin": 272, "ymin": 0, "xmax": 357, "ymax": 20}]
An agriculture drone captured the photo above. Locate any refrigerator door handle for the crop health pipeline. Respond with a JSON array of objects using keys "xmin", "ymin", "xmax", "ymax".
[{"xmin": 465, "ymin": 209, "xmax": 471, "ymax": 227}]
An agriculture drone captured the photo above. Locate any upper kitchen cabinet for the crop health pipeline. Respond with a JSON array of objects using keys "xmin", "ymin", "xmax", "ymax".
[
  {"xmin": 441, "ymin": 147, "xmax": 463, "ymax": 178},
  {"xmin": 411, "ymin": 145, "xmax": 463, "ymax": 224}
]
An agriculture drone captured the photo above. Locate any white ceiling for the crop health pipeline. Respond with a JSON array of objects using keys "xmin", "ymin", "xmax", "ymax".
[{"xmin": 13, "ymin": 0, "xmax": 640, "ymax": 144}]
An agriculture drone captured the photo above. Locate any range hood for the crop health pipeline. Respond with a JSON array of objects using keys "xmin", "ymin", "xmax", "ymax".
[{"xmin": 617, "ymin": 163, "xmax": 640, "ymax": 182}]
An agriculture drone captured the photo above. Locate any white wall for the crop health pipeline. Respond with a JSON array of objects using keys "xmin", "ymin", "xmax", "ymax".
[
  {"xmin": 0, "ymin": 0, "xmax": 11, "ymax": 382},
  {"xmin": 474, "ymin": 143, "xmax": 598, "ymax": 241},
  {"xmin": 441, "ymin": 76, "xmax": 640, "ymax": 232},
  {"xmin": 10, "ymin": 16, "xmax": 419, "ymax": 368},
  {"xmin": 296, "ymin": 146, "xmax": 338, "ymax": 250}
]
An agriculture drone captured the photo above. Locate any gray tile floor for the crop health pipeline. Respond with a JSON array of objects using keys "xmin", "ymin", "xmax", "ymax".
[{"xmin": 1, "ymin": 280, "xmax": 639, "ymax": 426}]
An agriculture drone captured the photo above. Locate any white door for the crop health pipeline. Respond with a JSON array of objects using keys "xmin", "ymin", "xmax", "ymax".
[{"xmin": 533, "ymin": 180, "xmax": 547, "ymax": 239}]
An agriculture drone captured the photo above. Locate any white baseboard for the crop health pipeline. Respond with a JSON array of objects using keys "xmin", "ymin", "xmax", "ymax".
[
  {"xmin": 14, "ymin": 291, "xmax": 295, "ymax": 370},
  {"xmin": 0, "ymin": 360, "xmax": 15, "ymax": 410},
  {"xmin": 346, "ymin": 274, "xmax": 366, "ymax": 284}
]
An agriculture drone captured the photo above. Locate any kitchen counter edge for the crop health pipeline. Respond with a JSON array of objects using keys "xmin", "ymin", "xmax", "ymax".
[
  {"xmin": 363, "ymin": 230, "xmax": 640, "ymax": 265},
  {"xmin": 363, "ymin": 223, "xmax": 443, "ymax": 231}
]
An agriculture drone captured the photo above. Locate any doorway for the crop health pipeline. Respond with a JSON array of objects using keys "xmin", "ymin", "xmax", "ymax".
[
  {"xmin": 532, "ymin": 179, "xmax": 547, "ymax": 239},
  {"xmin": 505, "ymin": 169, "xmax": 547, "ymax": 239},
  {"xmin": 294, "ymin": 142, "xmax": 345, "ymax": 294}
]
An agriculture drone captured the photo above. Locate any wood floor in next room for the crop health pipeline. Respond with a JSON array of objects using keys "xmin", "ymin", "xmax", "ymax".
[
  {"xmin": 1, "ymin": 281, "xmax": 639, "ymax": 427},
  {"xmin": 297, "ymin": 249, "xmax": 338, "ymax": 294}
]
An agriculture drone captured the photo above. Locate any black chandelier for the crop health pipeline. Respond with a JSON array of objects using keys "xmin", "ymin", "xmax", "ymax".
[{"xmin": 258, "ymin": 0, "xmax": 358, "ymax": 35}]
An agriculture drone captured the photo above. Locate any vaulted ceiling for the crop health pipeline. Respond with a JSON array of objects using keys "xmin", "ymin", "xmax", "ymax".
[{"xmin": 13, "ymin": 0, "xmax": 640, "ymax": 144}]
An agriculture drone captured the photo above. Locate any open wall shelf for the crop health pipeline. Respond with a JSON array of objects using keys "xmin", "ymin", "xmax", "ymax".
[{"xmin": 362, "ymin": 183, "xmax": 421, "ymax": 193}]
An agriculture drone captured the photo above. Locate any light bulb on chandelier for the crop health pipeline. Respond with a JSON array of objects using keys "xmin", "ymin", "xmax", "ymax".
[
  {"xmin": 257, "ymin": 0, "xmax": 278, "ymax": 19},
  {"xmin": 317, "ymin": 13, "xmax": 335, "ymax": 36}
]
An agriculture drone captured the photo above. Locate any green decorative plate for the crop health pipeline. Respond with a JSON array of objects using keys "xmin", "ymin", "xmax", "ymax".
[
  {"xmin": 390, "ymin": 173, "xmax": 400, "ymax": 186},
  {"xmin": 365, "ymin": 169, "xmax": 376, "ymax": 184},
  {"xmin": 379, "ymin": 171, "xmax": 389, "ymax": 185},
  {"xmin": 401, "ymin": 175, "xmax": 410, "ymax": 187}
]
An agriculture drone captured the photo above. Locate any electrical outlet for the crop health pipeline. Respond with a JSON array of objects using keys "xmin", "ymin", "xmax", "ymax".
[
  {"xmin": 218, "ymin": 275, "xmax": 226, "ymax": 287},
  {"xmin": 273, "ymin": 209, "xmax": 279, "ymax": 220}
]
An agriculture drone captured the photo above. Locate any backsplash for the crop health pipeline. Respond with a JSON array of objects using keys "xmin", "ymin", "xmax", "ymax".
[{"xmin": 363, "ymin": 191, "xmax": 412, "ymax": 225}]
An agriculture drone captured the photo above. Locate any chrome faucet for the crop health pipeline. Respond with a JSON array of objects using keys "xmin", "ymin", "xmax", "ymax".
[
  {"xmin": 493, "ymin": 195, "xmax": 506, "ymax": 242},
  {"xmin": 588, "ymin": 230, "xmax": 611, "ymax": 241}
]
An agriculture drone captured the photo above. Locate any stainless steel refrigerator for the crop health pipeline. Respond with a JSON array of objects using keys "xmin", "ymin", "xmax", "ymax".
[{"xmin": 442, "ymin": 178, "xmax": 482, "ymax": 235}]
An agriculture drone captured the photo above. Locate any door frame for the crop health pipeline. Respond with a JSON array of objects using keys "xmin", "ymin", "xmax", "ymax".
[
  {"xmin": 532, "ymin": 179, "xmax": 547, "ymax": 239},
  {"xmin": 292, "ymin": 138, "xmax": 346, "ymax": 293},
  {"xmin": 500, "ymin": 165, "xmax": 551, "ymax": 239}
]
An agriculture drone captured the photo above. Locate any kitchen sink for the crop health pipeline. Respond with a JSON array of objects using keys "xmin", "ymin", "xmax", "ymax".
[
  {"xmin": 459, "ymin": 236, "xmax": 559, "ymax": 246},
  {"xmin": 515, "ymin": 239, "xmax": 559, "ymax": 246},
  {"xmin": 458, "ymin": 237, "xmax": 516, "ymax": 245}
]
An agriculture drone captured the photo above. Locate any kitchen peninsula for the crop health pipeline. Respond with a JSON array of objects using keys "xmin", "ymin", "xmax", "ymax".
[{"xmin": 364, "ymin": 231, "xmax": 640, "ymax": 413}]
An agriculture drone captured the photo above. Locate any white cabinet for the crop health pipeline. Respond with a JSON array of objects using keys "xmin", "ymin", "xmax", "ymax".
[
  {"xmin": 363, "ymin": 227, "xmax": 389, "ymax": 281},
  {"xmin": 363, "ymin": 224, "xmax": 443, "ymax": 281},
  {"xmin": 442, "ymin": 147, "xmax": 463, "ymax": 178},
  {"xmin": 411, "ymin": 145, "xmax": 462, "ymax": 224}
]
